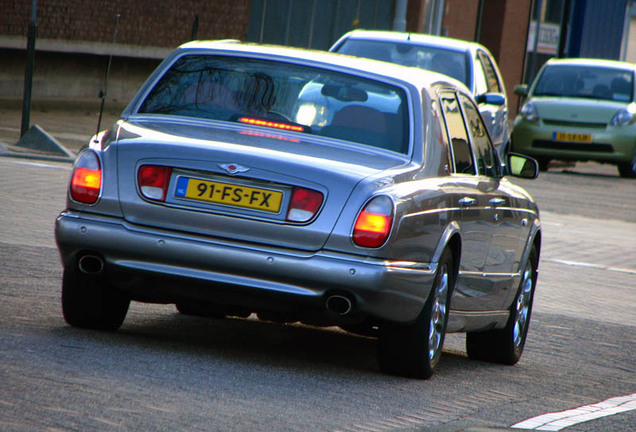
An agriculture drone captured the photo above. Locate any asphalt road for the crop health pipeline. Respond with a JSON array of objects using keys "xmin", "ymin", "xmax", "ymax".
[{"xmin": 0, "ymin": 156, "xmax": 634, "ymax": 432}]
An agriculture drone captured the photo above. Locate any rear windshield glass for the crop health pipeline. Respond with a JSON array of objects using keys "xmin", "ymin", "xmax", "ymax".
[
  {"xmin": 138, "ymin": 54, "xmax": 410, "ymax": 154},
  {"xmin": 533, "ymin": 65, "xmax": 634, "ymax": 102},
  {"xmin": 335, "ymin": 39, "xmax": 469, "ymax": 87}
]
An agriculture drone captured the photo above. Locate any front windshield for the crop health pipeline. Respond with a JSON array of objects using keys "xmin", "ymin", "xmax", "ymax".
[
  {"xmin": 533, "ymin": 65, "xmax": 634, "ymax": 102},
  {"xmin": 138, "ymin": 54, "xmax": 410, "ymax": 154},
  {"xmin": 335, "ymin": 39, "xmax": 469, "ymax": 87}
]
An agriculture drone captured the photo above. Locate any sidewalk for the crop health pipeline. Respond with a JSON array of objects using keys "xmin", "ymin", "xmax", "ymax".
[{"xmin": 0, "ymin": 98, "xmax": 126, "ymax": 160}]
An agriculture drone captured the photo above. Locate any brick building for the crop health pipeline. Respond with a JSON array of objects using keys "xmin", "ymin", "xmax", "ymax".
[
  {"xmin": 1, "ymin": 0, "xmax": 251, "ymax": 103},
  {"xmin": 1, "ymin": 0, "xmax": 633, "ymax": 115}
]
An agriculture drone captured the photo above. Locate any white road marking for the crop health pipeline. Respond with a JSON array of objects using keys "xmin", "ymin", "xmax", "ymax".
[
  {"xmin": 511, "ymin": 393, "xmax": 636, "ymax": 431},
  {"xmin": 546, "ymin": 259, "xmax": 636, "ymax": 275},
  {"xmin": 7, "ymin": 160, "xmax": 67, "ymax": 170},
  {"xmin": 549, "ymin": 259, "xmax": 605, "ymax": 269}
]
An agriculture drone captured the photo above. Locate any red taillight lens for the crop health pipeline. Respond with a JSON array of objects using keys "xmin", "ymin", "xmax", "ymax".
[
  {"xmin": 70, "ymin": 150, "xmax": 102, "ymax": 204},
  {"xmin": 138, "ymin": 165, "xmax": 172, "ymax": 201},
  {"xmin": 353, "ymin": 196, "xmax": 394, "ymax": 248},
  {"xmin": 286, "ymin": 187, "xmax": 323, "ymax": 222}
]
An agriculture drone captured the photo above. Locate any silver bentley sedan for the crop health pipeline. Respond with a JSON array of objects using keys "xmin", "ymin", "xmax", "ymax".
[{"xmin": 55, "ymin": 40, "xmax": 541, "ymax": 379}]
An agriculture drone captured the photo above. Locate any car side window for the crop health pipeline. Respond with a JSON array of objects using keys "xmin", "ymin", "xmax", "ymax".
[
  {"xmin": 439, "ymin": 92, "xmax": 475, "ymax": 175},
  {"xmin": 458, "ymin": 94, "xmax": 498, "ymax": 177},
  {"xmin": 473, "ymin": 55, "xmax": 488, "ymax": 95},
  {"xmin": 478, "ymin": 51, "xmax": 502, "ymax": 93}
]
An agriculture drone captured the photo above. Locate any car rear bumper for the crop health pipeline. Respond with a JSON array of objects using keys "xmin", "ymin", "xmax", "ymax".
[
  {"xmin": 512, "ymin": 120, "xmax": 636, "ymax": 163},
  {"xmin": 55, "ymin": 211, "xmax": 436, "ymax": 325}
]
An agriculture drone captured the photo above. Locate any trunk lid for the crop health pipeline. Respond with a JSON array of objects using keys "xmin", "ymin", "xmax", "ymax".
[{"xmin": 114, "ymin": 117, "xmax": 409, "ymax": 251}]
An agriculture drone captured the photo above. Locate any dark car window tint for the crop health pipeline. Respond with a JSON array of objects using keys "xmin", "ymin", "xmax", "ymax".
[
  {"xmin": 459, "ymin": 94, "xmax": 498, "ymax": 177},
  {"xmin": 478, "ymin": 51, "xmax": 502, "ymax": 93},
  {"xmin": 138, "ymin": 54, "xmax": 410, "ymax": 154},
  {"xmin": 335, "ymin": 39, "xmax": 469, "ymax": 87},
  {"xmin": 533, "ymin": 65, "xmax": 634, "ymax": 102},
  {"xmin": 439, "ymin": 93, "xmax": 475, "ymax": 174}
]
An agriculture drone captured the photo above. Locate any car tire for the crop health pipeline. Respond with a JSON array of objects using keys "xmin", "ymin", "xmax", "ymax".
[
  {"xmin": 617, "ymin": 161, "xmax": 636, "ymax": 178},
  {"xmin": 61, "ymin": 268, "xmax": 130, "ymax": 331},
  {"xmin": 466, "ymin": 245, "xmax": 537, "ymax": 365},
  {"xmin": 377, "ymin": 248, "xmax": 454, "ymax": 379}
]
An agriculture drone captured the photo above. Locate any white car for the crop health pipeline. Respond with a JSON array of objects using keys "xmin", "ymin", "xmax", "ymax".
[{"xmin": 331, "ymin": 30, "xmax": 511, "ymax": 156}]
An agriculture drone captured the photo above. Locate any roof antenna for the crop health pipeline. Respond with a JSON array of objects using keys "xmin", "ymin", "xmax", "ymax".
[{"xmin": 96, "ymin": 13, "xmax": 121, "ymax": 138}]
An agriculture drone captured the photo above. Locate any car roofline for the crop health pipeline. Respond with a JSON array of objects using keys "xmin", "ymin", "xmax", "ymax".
[
  {"xmin": 176, "ymin": 39, "xmax": 468, "ymax": 93},
  {"xmin": 543, "ymin": 57, "xmax": 636, "ymax": 72},
  {"xmin": 331, "ymin": 29, "xmax": 490, "ymax": 55}
]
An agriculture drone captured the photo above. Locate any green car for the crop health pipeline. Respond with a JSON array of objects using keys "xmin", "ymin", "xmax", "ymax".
[{"xmin": 512, "ymin": 58, "xmax": 636, "ymax": 178}]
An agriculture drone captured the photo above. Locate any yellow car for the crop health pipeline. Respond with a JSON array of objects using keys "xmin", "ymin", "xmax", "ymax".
[{"xmin": 512, "ymin": 58, "xmax": 636, "ymax": 177}]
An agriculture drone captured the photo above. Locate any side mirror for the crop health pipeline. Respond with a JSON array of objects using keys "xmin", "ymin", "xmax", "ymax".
[
  {"xmin": 506, "ymin": 152, "xmax": 538, "ymax": 179},
  {"xmin": 476, "ymin": 93, "xmax": 506, "ymax": 106},
  {"xmin": 514, "ymin": 84, "xmax": 529, "ymax": 97}
]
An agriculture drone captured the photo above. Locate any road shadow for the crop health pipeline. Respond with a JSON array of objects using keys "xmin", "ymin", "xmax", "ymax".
[
  {"xmin": 50, "ymin": 307, "xmax": 475, "ymax": 380},
  {"xmin": 545, "ymin": 161, "xmax": 620, "ymax": 179}
]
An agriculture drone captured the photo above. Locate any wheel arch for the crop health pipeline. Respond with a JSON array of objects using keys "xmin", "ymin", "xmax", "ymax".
[
  {"xmin": 524, "ymin": 218, "xmax": 542, "ymax": 271},
  {"xmin": 432, "ymin": 221, "xmax": 462, "ymax": 286},
  {"xmin": 532, "ymin": 227, "xmax": 542, "ymax": 266}
]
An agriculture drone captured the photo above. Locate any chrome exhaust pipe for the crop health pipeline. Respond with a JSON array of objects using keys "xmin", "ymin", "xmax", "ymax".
[
  {"xmin": 325, "ymin": 295, "xmax": 353, "ymax": 316},
  {"xmin": 78, "ymin": 255, "xmax": 104, "ymax": 274}
]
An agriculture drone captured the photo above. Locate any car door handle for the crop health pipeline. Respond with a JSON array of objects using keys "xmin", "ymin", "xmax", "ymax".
[
  {"xmin": 459, "ymin": 197, "xmax": 476, "ymax": 207},
  {"xmin": 489, "ymin": 197, "xmax": 506, "ymax": 206}
]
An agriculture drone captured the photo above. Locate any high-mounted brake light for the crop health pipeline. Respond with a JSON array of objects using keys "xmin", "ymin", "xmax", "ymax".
[
  {"xmin": 286, "ymin": 187, "xmax": 323, "ymax": 222},
  {"xmin": 238, "ymin": 117, "xmax": 306, "ymax": 133},
  {"xmin": 353, "ymin": 196, "xmax": 394, "ymax": 248},
  {"xmin": 138, "ymin": 165, "xmax": 172, "ymax": 201},
  {"xmin": 70, "ymin": 150, "xmax": 102, "ymax": 204}
]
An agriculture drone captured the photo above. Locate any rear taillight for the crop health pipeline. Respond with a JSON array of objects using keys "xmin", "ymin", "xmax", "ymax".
[
  {"xmin": 286, "ymin": 187, "xmax": 323, "ymax": 222},
  {"xmin": 353, "ymin": 196, "xmax": 394, "ymax": 248},
  {"xmin": 138, "ymin": 165, "xmax": 172, "ymax": 201},
  {"xmin": 70, "ymin": 150, "xmax": 102, "ymax": 204}
]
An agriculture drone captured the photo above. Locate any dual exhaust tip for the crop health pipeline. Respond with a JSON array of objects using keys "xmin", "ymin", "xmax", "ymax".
[
  {"xmin": 325, "ymin": 294, "xmax": 354, "ymax": 316},
  {"xmin": 77, "ymin": 254, "xmax": 355, "ymax": 317},
  {"xmin": 78, "ymin": 254, "xmax": 104, "ymax": 274}
]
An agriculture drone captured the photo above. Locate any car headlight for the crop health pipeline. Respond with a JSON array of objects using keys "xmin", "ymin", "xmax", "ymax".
[
  {"xmin": 610, "ymin": 106, "xmax": 636, "ymax": 127},
  {"xmin": 519, "ymin": 101, "xmax": 539, "ymax": 122}
]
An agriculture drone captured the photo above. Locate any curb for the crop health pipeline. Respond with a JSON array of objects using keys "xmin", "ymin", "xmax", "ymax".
[
  {"xmin": 0, "ymin": 150, "xmax": 75, "ymax": 164},
  {"xmin": 0, "ymin": 142, "xmax": 75, "ymax": 164}
]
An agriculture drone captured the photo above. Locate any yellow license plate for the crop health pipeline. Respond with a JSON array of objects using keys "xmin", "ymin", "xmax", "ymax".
[
  {"xmin": 175, "ymin": 176, "xmax": 283, "ymax": 213},
  {"xmin": 553, "ymin": 132, "xmax": 592, "ymax": 143}
]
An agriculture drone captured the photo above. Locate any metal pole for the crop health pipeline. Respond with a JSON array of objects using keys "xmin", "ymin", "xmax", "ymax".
[
  {"xmin": 433, "ymin": 0, "xmax": 445, "ymax": 35},
  {"xmin": 528, "ymin": 0, "xmax": 544, "ymax": 85},
  {"xmin": 191, "ymin": 15, "xmax": 199, "ymax": 41},
  {"xmin": 426, "ymin": 0, "xmax": 435, "ymax": 34},
  {"xmin": 392, "ymin": 0, "xmax": 407, "ymax": 31},
  {"xmin": 20, "ymin": 0, "xmax": 37, "ymax": 138},
  {"xmin": 474, "ymin": 0, "xmax": 485, "ymax": 42}
]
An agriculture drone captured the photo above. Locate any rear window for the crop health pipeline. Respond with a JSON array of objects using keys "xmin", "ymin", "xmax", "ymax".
[
  {"xmin": 533, "ymin": 65, "xmax": 634, "ymax": 102},
  {"xmin": 334, "ymin": 39, "xmax": 469, "ymax": 87},
  {"xmin": 138, "ymin": 54, "xmax": 410, "ymax": 154}
]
